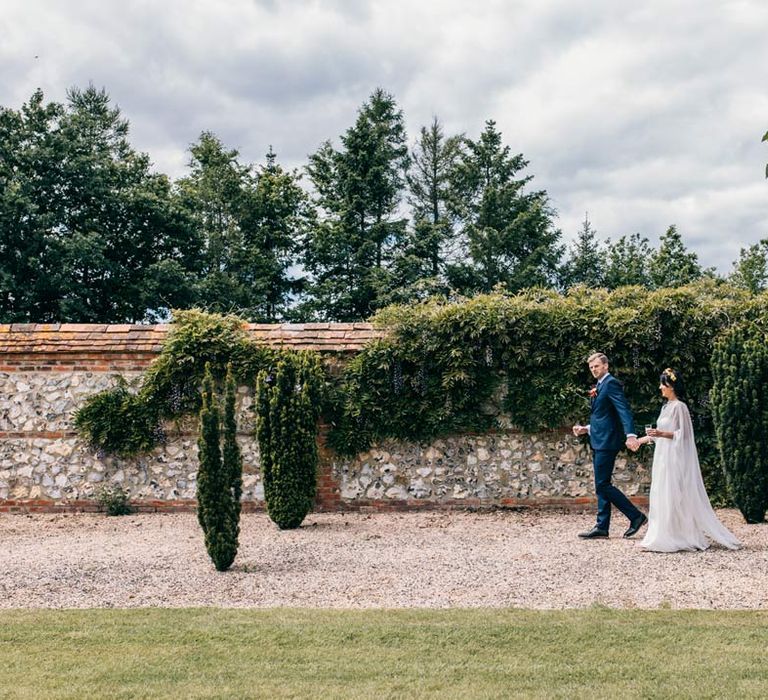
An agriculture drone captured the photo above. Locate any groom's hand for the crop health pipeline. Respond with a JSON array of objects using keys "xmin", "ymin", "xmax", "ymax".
[
  {"xmin": 572, "ymin": 424, "xmax": 588, "ymax": 436},
  {"xmin": 625, "ymin": 436, "xmax": 640, "ymax": 452}
]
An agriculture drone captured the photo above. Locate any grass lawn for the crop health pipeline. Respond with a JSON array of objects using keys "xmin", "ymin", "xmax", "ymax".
[{"xmin": 0, "ymin": 608, "xmax": 766, "ymax": 699}]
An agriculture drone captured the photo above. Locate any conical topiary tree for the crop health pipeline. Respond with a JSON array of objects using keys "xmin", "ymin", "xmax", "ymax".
[
  {"xmin": 710, "ymin": 323, "xmax": 768, "ymax": 523},
  {"xmin": 223, "ymin": 363, "xmax": 243, "ymax": 526},
  {"xmin": 255, "ymin": 351, "xmax": 324, "ymax": 529},
  {"xmin": 196, "ymin": 363, "xmax": 242, "ymax": 570}
]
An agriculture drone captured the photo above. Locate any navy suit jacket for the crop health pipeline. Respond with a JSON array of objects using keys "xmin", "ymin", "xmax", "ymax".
[{"xmin": 589, "ymin": 374, "xmax": 635, "ymax": 451}]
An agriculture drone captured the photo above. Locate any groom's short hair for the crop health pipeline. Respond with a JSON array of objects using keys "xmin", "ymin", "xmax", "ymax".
[{"xmin": 588, "ymin": 352, "xmax": 609, "ymax": 365}]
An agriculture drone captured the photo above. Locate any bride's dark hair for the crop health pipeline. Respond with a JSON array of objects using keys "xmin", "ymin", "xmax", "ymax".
[{"xmin": 660, "ymin": 367, "xmax": 685, "ymax": 399}]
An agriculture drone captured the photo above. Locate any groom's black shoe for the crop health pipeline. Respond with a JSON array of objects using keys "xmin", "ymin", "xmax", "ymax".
[
  {"xmin": 578, "ymin": 526, "xmax": 609, "ymax": 539},
  {"xmin": 623, "ymin": 513, "xmax": 648, "ymax": 538}
]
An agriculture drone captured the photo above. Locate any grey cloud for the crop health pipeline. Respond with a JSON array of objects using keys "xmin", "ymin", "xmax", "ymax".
[{"xmin": 2, "ymin": 0, "xmax": 766, "ymax": 274}]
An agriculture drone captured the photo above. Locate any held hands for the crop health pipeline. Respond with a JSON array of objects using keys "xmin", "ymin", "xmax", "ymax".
[
  {"xmin": 625, "ymin": 436, "xmax": 640, "ymax": 452},
  {"xmin": 572, "ymin": 424, "xmax": 589, "ymax": 437}
]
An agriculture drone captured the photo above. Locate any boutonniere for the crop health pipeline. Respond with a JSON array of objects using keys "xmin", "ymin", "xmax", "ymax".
[{"xmin": 589, "ymin": 386, "xmax": 598, "ymax": 399}]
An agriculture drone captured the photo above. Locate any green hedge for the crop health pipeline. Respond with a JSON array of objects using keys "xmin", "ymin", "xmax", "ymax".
[{"xmin": 711, "ymin": 323, "xmax": 768, "ymax": 522}]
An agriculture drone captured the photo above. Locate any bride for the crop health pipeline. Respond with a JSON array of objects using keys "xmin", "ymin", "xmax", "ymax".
[{"xmin": 636, "ymin": 368, "xmax": 740, "ymax": 552}]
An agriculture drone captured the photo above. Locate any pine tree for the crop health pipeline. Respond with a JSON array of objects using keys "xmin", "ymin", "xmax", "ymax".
[
  {"xmin": 648, "ymin": 225, "xmax": 702, "ymax": 289},
  {"xmin": 407, "ymin": 118, "xmax": 463, "ymax": 273},
  {"xmin": 302, "ymin": 89, "xmax": 409, "ymax": 320},
  {"xmin": 560, "ymin": 214, "xmax": 604, "ymax": 289},
  {"xmin": 382, "ymin": 119, "xmax": 464, "ymax": 304},
  {"xmin": 446, "ymin": 120, "xmax": 562, "ymax": 293}
]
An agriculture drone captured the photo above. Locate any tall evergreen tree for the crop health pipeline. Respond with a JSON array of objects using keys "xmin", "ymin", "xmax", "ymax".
[
  {"xmin": 384, "ymin": 118, "xmax": 464, "ymax": 304},
  {"xmin": 240, "ymin": 148, "xmax": 311, "ymax": 321},
  {"xmin": 302, "ymin": 89, "xmax": 409, "ymax": 320},
  {"xmin": 406, "ymin": 118, "xmax": 464, "ymax": 275},
  {"xmin": 255, "ymin": 352, "xmax": 324, "ymax": 530},
  {"xmin": 560, "ymin": 214, "xmax": 605, "ymax": 289},
  {"xmin": 445, "ymin": 120, "xmax": 562, "ymax": 293},
  {"xmin": 196, "ymin": 363, "xmax": 241, "ymax": 571},
  {"xmin": 711, "ymin": 324, "xmax": 768, "ymax": 523},
  {"xmin": 175, "ymin": 132, "xmax": 253, "ymax": 312},
  {"xmin": 729, "ymin": 239, "xmax": 768, "ymax": 293},
  {"xmin": 603, "ymin": 232, "xmax": 653, "ymax": 288},
  {"xmin": 648, "ymin": 225, "xmax": 703, "ymax": 289}
]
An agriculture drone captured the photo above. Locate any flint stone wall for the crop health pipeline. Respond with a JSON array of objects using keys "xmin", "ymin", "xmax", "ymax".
[
  {"xmin": 0, "ymin": 324, "xmax": 651, "ymax": 512},
  {"xmin": 0, "ymin": 371, "xmax": 263, "ymax": 505},
  {"xmin": 338, "ymin": 437, "xmax": 647, "ymax": 504}
]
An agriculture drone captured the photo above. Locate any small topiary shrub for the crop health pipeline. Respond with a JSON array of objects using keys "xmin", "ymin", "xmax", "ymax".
[
  {"xmin": 710, "ymin": 323, "xmax": 768, "ymax": 523},
  {"xmin": 255, "ymin": 352, "xmax": 324, "ymax": 529},
  {"xmin": 95, "ymin": 484, "xmax": 134, "ymax": 516},
  {"xmin": 196, "ymin": 363, "xmax": 242, "ymax": 571}
]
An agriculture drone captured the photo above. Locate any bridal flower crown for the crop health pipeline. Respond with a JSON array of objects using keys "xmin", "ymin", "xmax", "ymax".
[{"xmin": 663, "ymin": 368, "xmax": 677, "ymax": 382}]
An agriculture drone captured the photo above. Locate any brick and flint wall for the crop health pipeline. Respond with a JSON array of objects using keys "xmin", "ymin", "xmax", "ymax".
[{"xmin": 0, "ymin": 324, "xmax": 650, "ymax": 513}]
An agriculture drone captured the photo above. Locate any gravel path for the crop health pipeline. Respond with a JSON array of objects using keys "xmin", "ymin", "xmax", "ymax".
[{"xmin": 1, "ymin": 509, "xmax": 765, "ymax": 610}]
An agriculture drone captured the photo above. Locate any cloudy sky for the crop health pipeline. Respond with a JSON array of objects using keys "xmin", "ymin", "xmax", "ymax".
[{"xmin": 2, "ymin": 0, "xmax": 767, "ymax": 271}]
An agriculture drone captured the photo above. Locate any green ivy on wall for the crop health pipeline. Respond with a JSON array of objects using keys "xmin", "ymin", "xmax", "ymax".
[
  {"xmin": 75, "ymin": 281, "xmax": 768, "ymax": 507},
  {"xmin": 326, "ymin": 280, "xmax": 767, "ymax": 504},
  {"xmin": 75, "ymin": 309, "xmax": 281, "ymax": 456}
]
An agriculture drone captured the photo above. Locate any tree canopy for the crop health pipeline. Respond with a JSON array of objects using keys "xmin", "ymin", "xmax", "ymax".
[{"xmin": 1, "ymin": 84, "xmax": 760, "ymax": 323}]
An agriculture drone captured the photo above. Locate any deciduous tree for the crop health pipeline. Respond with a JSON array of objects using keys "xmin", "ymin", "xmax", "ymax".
[
  {"xmin": 729, "ymin": 239, "xmax": 768, "ymax": 293},
  {"xmin": 603, "ymin": 232, "xmax": 653, "ymax": 289},
  {"xmin": 0, "ymin": 87, "xmax": 197, "ymax": 322}
]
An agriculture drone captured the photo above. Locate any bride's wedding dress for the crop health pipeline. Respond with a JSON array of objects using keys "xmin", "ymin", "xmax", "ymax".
[{"xmin": 640, "ymin": 399, "xmax": 740, "ymax": 553}]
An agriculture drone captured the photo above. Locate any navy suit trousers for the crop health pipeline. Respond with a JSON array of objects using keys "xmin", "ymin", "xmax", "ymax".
[{"xmin": 593, "ymin": 449, "xmax": 642, "ymax": 531}]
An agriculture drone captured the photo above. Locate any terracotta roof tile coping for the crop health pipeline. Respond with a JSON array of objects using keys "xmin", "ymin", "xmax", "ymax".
[{"xmin": 0, "ymin": 323, "xmax": 383, "ymax": 354}]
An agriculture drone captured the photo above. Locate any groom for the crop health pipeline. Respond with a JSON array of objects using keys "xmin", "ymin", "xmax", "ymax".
[{"xmin": 572, "ymin": 352, "xmax": 647, "ymax": 539}]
